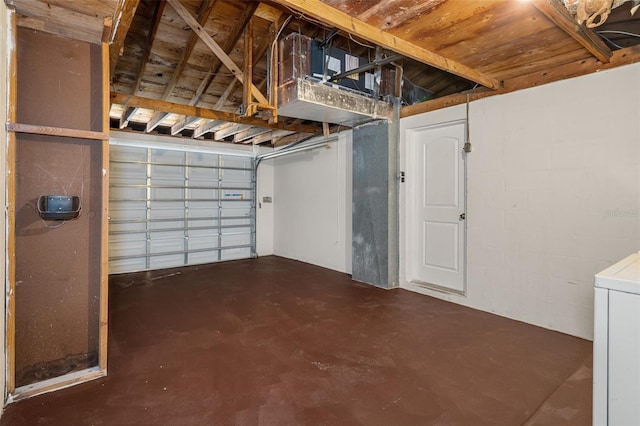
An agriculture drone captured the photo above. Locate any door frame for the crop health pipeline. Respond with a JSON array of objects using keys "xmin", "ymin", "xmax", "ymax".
[{"xmin": 400, "ymin": 118, "xmax": 469, "ymax": 296}]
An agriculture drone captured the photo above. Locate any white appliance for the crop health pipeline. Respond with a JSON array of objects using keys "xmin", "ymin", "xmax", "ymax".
[{"xmin": 594, "ymin": 252, "xmax": 640, "ymax": 425}]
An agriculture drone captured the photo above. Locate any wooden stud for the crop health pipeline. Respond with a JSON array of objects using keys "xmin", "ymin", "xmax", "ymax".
[
  {"xmin": 270, "ymin": 0, "xmax": 501, "ymax": 90},
  {"xmin": 6, "ymin": 8, "xmax": 17, "ymax": 396},
  {"xmin": 100, "ymin": 41, "xmax": 110, "ymax": 373},
  {"xmin": 7, "ymin": 123, "xmax": 108, "ymax": 141},
  {"xmin": 531, "ymin": 0, "xmax": 611, "ymax": 63},
  {"xmin": 109, "ymin": 0, "xmax": 141, "ymax": 77},
  {"xmin": 166, "ymin": 0, "xmax": 269, "ymax": 104},
  {"xmin": 111, "ymin": 91, "xmax": 321, "ymax": 134}
]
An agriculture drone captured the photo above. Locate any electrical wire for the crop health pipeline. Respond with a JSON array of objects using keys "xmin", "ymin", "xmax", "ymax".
[
  {"xmin": 598, "ymin": 33, "xmax": 624, "ymax": 49},
  {"xmin": 597, "ymin": 30, "xmax": 640, "ymax": 38},
  {"xmin": 347, "ymin": 32, "xmax": 375, "ymax": 49}
]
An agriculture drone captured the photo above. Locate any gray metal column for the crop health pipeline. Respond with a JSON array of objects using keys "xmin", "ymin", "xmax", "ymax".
[{"xmin": 352, "ymin": 111, "xmax": 399, "ymax": 288}]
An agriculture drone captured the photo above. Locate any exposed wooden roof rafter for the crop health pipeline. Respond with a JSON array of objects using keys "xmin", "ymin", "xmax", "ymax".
[
  {"xmin": 166, "ymin": 0, "xmax": 269, "ymax": 104},
  {"xmin": 111, "ymin": 91, "xmax": 320, "ymax": 134},
  {"xmin": 109, "ymin": 0, "xmax": 140, "ymax": 76},
  {"xmin": 120, "ymin": 0, "xmax": 166, "ymax": 129},
  {"xmin": 270, "ymin": 0, "xmax": 502, "ymax": 90},
  {"xmin": 531, "ymin": 0, "xmax": 612, "ymax": 63},
  {"xmin": 146, "ymin": 0, "xmax": 217, "ymax": 133}
]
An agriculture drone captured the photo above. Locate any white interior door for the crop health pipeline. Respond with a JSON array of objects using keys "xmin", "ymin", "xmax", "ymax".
[{"xmin": 409, "ymin": 122, "xmax": 466, "ymax": 293}]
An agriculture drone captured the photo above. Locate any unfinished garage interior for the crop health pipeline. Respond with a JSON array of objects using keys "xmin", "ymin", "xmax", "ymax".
[{"xmin": 0, "ymin": 0, "xmax": 639, "ymax": 424}]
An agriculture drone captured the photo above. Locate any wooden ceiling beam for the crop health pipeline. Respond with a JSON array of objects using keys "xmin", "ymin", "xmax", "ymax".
[
  {"xmin": 531, "ymin": 0, "xmax": 612, "ymax": 63},
  {"xmin": 171, "ymin": 116, "xmax": 200, "ymax": 136},
  {"xmin": 189, "ymin": 1, "xmax": 259, "ymax": 107},
  {"xmin": 121, "ymin": 0, "xmax": 166, "ymax": 129},
  {"xmin": 164, "ymin": 0, "xmax": 216, "ymax": 102},
  {"xmin": 111, "ymin": 91, "xmax": 321, "ymax": 134},
  {"xmin": 167, "ymin": 0, "xmax": 269, "ymax": 104},
  {"xmin": 270, "ymin": 0, "xmax": 501, "ymax": 90},
  {"xmin": 145, "ymin": 0, "xmax": 215, "ymax": 133},
  {"xmin": 109, "ymin": 0, "xmax": 140, "ymax": 77}
]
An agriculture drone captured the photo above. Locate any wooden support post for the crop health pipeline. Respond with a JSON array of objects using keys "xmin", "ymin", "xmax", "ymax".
[
  {"xmin": 99, "ymin": 40, "xmax": 110, "ymax": 373},
  {"xmin": 6, "ymin": 8, "xmax": 17, "ymax": 395}
]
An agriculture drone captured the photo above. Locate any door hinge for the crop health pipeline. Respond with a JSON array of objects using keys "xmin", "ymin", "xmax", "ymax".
[
  {"xmin": 400, "ymin": 171, "xmax": 405, "ymax": 183},
  {"xmin": 459, "ymin": 213, "xmax": 466, "ymax": 220}
]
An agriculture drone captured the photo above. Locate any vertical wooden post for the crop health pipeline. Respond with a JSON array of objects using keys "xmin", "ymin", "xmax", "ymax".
[
  {"xmin": 99, "ymin": 40, "xmax": 110, "ymax": 372},
  {"xmin": 6, "ymin": 8, "xmax": 18, "ymax": 395}
]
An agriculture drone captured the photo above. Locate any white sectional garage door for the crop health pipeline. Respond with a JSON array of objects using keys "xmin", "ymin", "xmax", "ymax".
[{"xmin": 109, "ymin": 145, "xmax": 255, "ymax": 274}]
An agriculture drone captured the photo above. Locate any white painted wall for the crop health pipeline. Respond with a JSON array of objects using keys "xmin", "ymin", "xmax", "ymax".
[
  {"xmin": 256, "ymin": 160, "xmax": 274, "ymax": 256},
  {"xmin": 400, "ymin": 63, "xmax": 640, "ymax": 340},
  {"xmin": 1, "ymin": 1, "xmax": 9, "ymax": 410},
  {"xmin": 272, "ymin": 132, "xmax": 353, "ymax": 274}
]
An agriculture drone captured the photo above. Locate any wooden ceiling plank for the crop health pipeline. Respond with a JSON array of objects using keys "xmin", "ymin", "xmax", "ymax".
[
  {"xmin": 214, "ymin": 80, "xmax": 238, "ymax": 110},
  {"xmin": 270, "ymin": 0, "xmax": 501, "ymax": 90},
  {"xmin": 164, "ymin": 0, "xmax": 216, "ymax": 101},
  {"xmin": 400, "ymin": 44, "xmax": 640, "ymax": 118},
  {"xmin": 132, "ymin": 0, "xmax": 165, "ymax": 93},
  {"xmin": 531, "ymin": 0, "xmax": 612, "ymax": 63},
  {"xmin": 111, "ymin": 91, "xmax": 321, "ymax": 134},
  {"xmin": 122, "ymin": 0, "xmax": 166, "ymax": 129},
  {"xmin": 166, "ymin": 0, "xmax": 269, "ymax": 104},
  {"xmin": 254, "ymin": 3, "xmax": 284, "ymax": 22},
  {"xmin": 188, "ymin": 1, "xmax": 259, "ymax": 107},
  {"xmin": 109, "ymin": 0, "xmax": 141, "ymax": 76}
]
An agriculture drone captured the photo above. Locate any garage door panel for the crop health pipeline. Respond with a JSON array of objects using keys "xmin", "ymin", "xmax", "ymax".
[{"xmin": 109, "ymin": 145, "xmax": 255, "ymax": 274}]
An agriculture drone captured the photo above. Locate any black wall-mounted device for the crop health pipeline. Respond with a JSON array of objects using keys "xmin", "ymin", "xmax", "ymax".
[{"xmin": 37, "ymin": 195, "xmax": 81, "ymax": 220}]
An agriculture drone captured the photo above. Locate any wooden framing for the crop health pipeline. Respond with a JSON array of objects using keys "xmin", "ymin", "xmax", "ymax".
[
  {"xmin": 166, "ymin": 0, "xmax": 269, "ymax": 105},
  {"xmin": 7, "ymin": 123, "xmax": 107, "ymax": 140},
  {"xmin": 6, "ymin": 7, "xmax": 18, "ymax": 396},
  {"xmin": 531, "ymin": 0, "xmax": 611, "ymax": 63},
  {"xmin": 5, "ymin": 16, "xmax": 110, "ymax": 401},
  {"xmin": 111, "ymin": 91, "xmax": 321, "ymax": 134},
  {"xmin": 109, "ymin": 0, "xmax": 140, "ymax": 76},
  {"xmin": 99, "ymin": 40, "xmax": 110, "ymax": 373},
  {"xmin": 120, "ymin": 0, "xmax": 166, "ymax": 129},
  {"xmin": 270, "ymin": 0, "xmax": 502, "ymax": 90}
]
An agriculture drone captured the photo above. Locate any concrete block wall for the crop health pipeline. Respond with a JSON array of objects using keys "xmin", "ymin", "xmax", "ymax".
[{"xmin": 401, "ymin": 63, "xmax": 640, "ymax": 339}]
